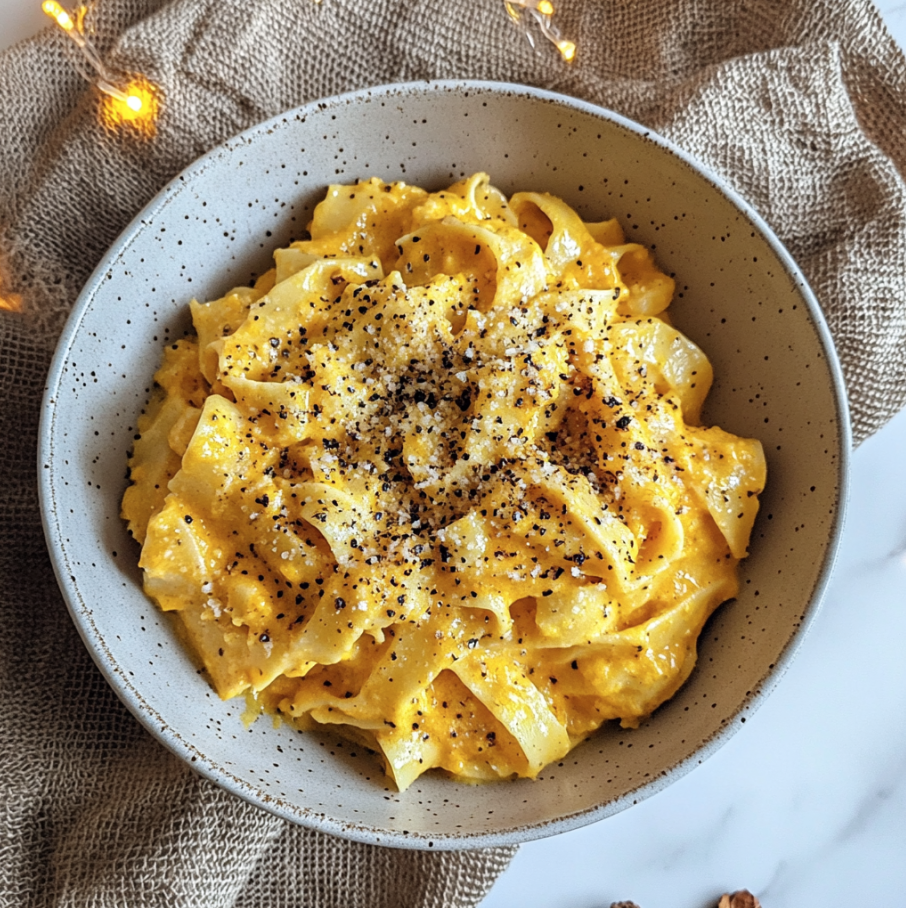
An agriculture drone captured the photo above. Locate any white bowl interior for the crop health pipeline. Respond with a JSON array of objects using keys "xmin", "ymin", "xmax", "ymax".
[{"xmin": 40, "ymin": 81, "xmax": 848, "ymax": 849}]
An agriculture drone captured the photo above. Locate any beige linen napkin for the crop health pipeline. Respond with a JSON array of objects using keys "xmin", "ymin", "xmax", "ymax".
[{"xmin": 2, "ymin": 1, "xmax": 905, "ymax": 905}]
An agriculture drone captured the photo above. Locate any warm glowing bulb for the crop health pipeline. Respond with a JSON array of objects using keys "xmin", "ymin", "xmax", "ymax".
[
  {"xmin": 537, "ymin": 0, "xmax": 554, "ymax": 14},
  {"xmin": 42, "ymin": 0, "xmax": 74, "ymax": 31},
  {"xmin": 557, "ymin": 39, "xmax": 576, "ymax": 61},
  {"xmin": 100, "ymin": 78, "xmax": 158, "ymax": 134}
]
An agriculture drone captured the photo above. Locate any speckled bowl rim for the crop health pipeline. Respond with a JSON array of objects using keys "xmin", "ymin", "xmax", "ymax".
[{"xmin": 38, "ymin": 80, "xmax": 851, "ymax": 850}]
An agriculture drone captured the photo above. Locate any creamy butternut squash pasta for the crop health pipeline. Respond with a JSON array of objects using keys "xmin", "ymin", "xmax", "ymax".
[{"xmin": 122, "ymin": 173, "xmax": 766, "ymax": 790}]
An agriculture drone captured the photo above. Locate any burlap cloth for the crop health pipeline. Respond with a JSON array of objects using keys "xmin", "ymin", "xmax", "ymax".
[{"xmin": 2, "ymin": 0, "xmax": 905, "ymax": 904}]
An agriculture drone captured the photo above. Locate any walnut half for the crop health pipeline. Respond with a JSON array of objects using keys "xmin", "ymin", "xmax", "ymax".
[{"xmin": 718, "ymin": 891, "xmax": 762, "ymax": 908}]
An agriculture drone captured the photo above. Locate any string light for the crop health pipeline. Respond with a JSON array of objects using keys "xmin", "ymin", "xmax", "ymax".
[
  {"xmin": 42, "ymin": 0, "xmax": 158, "ymax": 132},
  {"xmin": 504, "ymin": 0, "xmax": 576, "ymax": 62},
  {"xmin": 0, "ymin": 260, "xmax": 22, "ymax": 313},
  {"xmin": 42, "ymin": 0, "xmax": 74, "ymax": 30}
]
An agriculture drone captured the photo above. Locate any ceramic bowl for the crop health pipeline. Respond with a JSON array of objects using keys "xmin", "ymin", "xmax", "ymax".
[{"xmin": 39, "ymin": 81, "xmax": 850, "ymax": 849}]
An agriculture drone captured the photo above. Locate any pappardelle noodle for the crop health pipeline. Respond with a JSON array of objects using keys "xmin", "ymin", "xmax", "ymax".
[{"xmin": 122, "ymin": 173, "xmax": 766, "ymax": 790}]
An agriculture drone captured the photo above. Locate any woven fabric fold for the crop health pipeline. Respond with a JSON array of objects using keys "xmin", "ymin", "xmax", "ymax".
[{"xmin": 2, "ymin": 1, "xmax": 905, "ymax": 905}]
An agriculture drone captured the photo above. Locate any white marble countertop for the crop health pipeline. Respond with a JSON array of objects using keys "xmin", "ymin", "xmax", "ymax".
[{"xmin": 3, "ymin": 4, "xmax": 905, "ymax": 907}]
